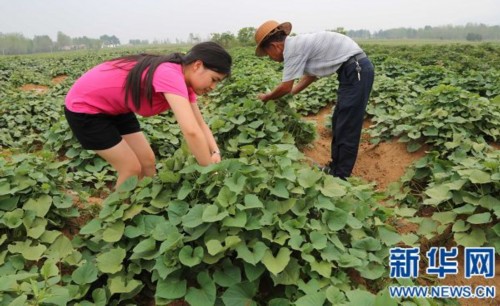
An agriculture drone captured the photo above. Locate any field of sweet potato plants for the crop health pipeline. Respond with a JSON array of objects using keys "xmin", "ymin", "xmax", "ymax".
[{"xmin": 0, "ymin": 42, "xmax": 499, "ymax": 306}]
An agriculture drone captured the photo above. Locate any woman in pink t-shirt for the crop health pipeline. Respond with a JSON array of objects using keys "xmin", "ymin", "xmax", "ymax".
[{"xmin": 65, "ymin": 42, "xmax": 232, "ymax": 188}]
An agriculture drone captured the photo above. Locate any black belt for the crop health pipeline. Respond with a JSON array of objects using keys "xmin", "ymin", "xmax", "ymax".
[{"xmin": 344, "ymin": 52, "xmax": 367, "ymax": 66}]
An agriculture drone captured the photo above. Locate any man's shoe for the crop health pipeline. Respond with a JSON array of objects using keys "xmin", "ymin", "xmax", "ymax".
[{"xmin": 317, "ymin": 162, "xmax": 334, "ymax": 175}]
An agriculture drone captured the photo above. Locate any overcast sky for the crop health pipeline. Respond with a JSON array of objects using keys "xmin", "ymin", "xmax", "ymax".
[{"xmin": 1, "ymin": 0, "xmax": 498, "ymax": 43}]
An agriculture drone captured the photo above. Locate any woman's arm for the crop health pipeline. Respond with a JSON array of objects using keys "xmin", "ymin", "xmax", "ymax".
[
  {"xmin": 190, "ymin": 103, "xmax": 221, "ymax": 163},
  {"xmin": 164, "ymin": 93, "xmax": 212, "ymax": 166}
]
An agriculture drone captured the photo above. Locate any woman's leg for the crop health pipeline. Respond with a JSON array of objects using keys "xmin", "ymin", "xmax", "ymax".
[
  {"xmin": 94, "ymin": 139, "xmax": 143, "ymax": 188},
  {"xmin": 122, "ymin": 132, "xmax": 157, "ymax": 177}
]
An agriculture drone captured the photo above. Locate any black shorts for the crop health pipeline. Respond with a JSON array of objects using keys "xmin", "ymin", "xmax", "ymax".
[{"xmin": 64, "ymin": 107, "xmax": 141, "ymax": 150}]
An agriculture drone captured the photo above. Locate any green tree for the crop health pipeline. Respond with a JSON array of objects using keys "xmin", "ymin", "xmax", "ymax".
[
  {"xmin": 0, "ymin": 33, "xmax": 32, "ymax": 54},
  {"xmin": 237, "ymin": 27, "xmax": 256, "ymax": 46},
  {"xmin": 100, "ymin": 34, "xmax": 120, "ymax": 47},
  {"xmin": 466, "ymin": 33, "xmax": 482, "ymax": 41},
  {"xmin": 32, "ymin": 35, "xmax": 53, "ymax": 53},
  {"xmin": 56, "ymin": 31, "xmax": 72, "ymax": 50},
  {"xmin": 210, "ymin": 32, "xmax": 236, "ymax": 48}
]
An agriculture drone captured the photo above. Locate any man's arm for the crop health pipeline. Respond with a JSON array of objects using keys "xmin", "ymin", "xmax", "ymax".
[
  {"xmin": 291, "ymin": 75, "xmax": 317, "ymax": 95},
  {"xmin": 257, "ymin": 80, "xmax": 294, "ymax": 102}
]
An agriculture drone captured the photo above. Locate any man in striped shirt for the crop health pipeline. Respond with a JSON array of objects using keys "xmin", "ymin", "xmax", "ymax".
[{"xmin": 255, "ymin": 20, "xmax": 374, "ymax": 180}]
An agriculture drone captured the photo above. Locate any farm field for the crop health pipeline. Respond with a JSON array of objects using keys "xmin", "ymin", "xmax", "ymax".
[{"xmin": 0, "ymin": 42, "xmax": 499, "ymax": 305}]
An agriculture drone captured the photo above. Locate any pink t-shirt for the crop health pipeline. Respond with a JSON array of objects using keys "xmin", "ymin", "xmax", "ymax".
[{"xmin": 65, "ymin": 61, "xmax": 197, "ymax": 117}]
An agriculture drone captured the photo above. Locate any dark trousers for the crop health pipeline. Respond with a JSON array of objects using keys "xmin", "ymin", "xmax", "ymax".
[{"xmin": 330, "ymin": 57, "xmax": 374, "ymax": 179}]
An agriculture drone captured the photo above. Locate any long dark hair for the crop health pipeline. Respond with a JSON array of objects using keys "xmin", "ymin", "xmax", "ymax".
[{"xmin": 111, "ymin": 41, "xmax": 232, "ymax": 110}]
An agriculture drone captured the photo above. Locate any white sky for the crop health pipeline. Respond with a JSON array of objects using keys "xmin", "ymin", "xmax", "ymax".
[{"xmin": 1, "ymin": 0, "xmax": 498, "ymax": 42}]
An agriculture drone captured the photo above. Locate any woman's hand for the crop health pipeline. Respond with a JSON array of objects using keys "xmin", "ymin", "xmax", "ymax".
[{"xmin": 211, "ymin": 151, "xmax": 221, "ymax": 163}]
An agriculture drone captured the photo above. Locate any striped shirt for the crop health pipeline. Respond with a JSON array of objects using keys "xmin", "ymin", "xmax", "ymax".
[{"xmin": 282, "ymin": 31, "xmax": 363, "ymax": 82}]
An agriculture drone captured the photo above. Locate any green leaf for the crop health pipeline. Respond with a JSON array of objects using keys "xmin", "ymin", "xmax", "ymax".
[
  {"xmin": 26, "ymin": 218, "xmax": 47, "ymax": 239},
  {"xmin": 133, "ymin": 237, "xmax": 156, "ymax": 253},
  {"xmin": 455, "ymin": 228, "xmax": 487, "ymax": 247},
  {"xmin": 431, "ymin": 211, "xmax": 457, "ymax": 225},
  {"xmin": 452, "ymin": 220, "xmax": 470, "ymax": 232},
  {"xmin": 243, "ymin": 262, "xmax": 266, "ymax": 282},
  {"xmin": 236, "ymin": 241, "xmax": 268, "ymax": 265},
  {"xmin": 40, "ymin": 259, "xmax": 59, "ymax": 279},
  {"xmin": 158, "ymin": 169, "xmax": 181, "ymax": 183},
  {"xmin": 182, "ymin": 205, "xmax": 204, "ymax": 228},
  {"xmin": 222, "ymin": 211, "xmax": 247, "ymax": 228},
  {"xmin": 325, "ymin": 209, "xmax": 348, "ymax": 231},
  {"xmin": 202, "ymin": 205, "xmax": 229, "ymax": 223},
  {"xmin": 43, "ymin": 286, "xmax": 71, "ymax": 305},
  {"xmin": 352, "ymin": 237, "xmax": 382, "ymax": 251},
  {"xmin": 2, "ymin": 208, "xmax": 23, "ymax": 228},
  {"xmin": 217, "ymin": 186, "xmax": 237, "ymax": 207},
  {"xmin": 0, "ymin": 196, "xmax": 20, "ymax": 211},
  {"xmin": 102, "ymin": 221, "xmax": 125, "ymax": 242},
  {"xmin": 185, "ymin": 271, "xmax": 216, "ymax": 306},
  {"xmin": 206, "ymin": 239, "xmax": 224, "ymax": 256},
  {"xmin": 360, "ymin": 263, "xmax": 386, "ymax": 280},
  {"xmin": 168, "ymin": 200, "xmax": 189, "ymax": 226},
  {"xmin": 46, "ymin": 235, "xmax": 73, "ymax": 259},
  {"xmin": 407, "ymin": 142, "xmax": 422, "ymax": 153},
  {"xmin": 23, "ymin": 195, "xmax": 52, "ymax": 217},
  {"xmin": 108, "ymin": 274, "xmax": 142, "ymax": 294},
  {"xmin": 261, "ymin": 248, "xmax": 291, "ymax": 275},
  {"xmin": 310, "ymin": 231, "xmax": 327, "ymax": 250},
  {"xmin": 459, "ymin": 169, "xmax": 491, "ymax": 184},
  {"xmin": 79, "ymin": 219, "xmax": 102, "ymax": 235},
  {"xmin": 326, "ymin": 286, "xmax": 346, "ymax": 305},
  {"xmin": 179, "ymin": 245, "xmax": 204, "ymax": 267},
  {"xmin": 72, "ymin": 261, "xmax": 98, "ymax": 285},
  {"xmin": 270, "ymin": 258, "xmax": 300, "ymax": 285},
  {"xmin": 221, "ymin": 283, "xmax": 258, "ymax": 306},
  {"xmin": 156, "ymin": 277, "xmax": 187, "ymax": 299},
  {"xmin": 319, "ymin": 176, "xmax": 347, "ymax": 197},
  {"xmin": 213, "ymin": 262, "xmax": 242, "ymax": 287},
  {"xmin": 424, "ymin": 184, "xmax": 452, "ymax": 205},
  {"xmin": 466, "ymin": 212, "xmax": 491, "ymax": 224},
  {"xmin": 297, "ymin": 168, "xmax": 322, "ymax": 188},
  {"xmin": 117, "ymin": 176, "xmax": 138, "ymax": 193},
  {"xmin": 243, "ymin": 194, "xmax": 264, "ymax": 209},
  {"xmin": 96, "ymin": 247, "xmax": 126, "ymax": 273},
  {"xmin": 269, "ymin": 298, "xmax": 291, "ymax": 306},
  {"xmin": 310, "ymin": 260, "xmax": 332, "ymax": 278},
  {"xmin": 270, "ymin": 180, "xmax": 290, "ymax": 199},
  {"xmin": 8, "ymin": 240, "xmax": 46, "ymax": 261},
  {"xmin": 375, "ymin": 288, "xmax": 399, "ymax": 306},
  {"xmin": 177, "ymin": 180, "xmax": 193, "ymax": 200},
  {"xmin": 0, "ymin": 181, "xmax": 11, "ymax": 196},
  {"xmin": 225, "ymin": 173, "xmax": 247, "ymax": 194},
  {"xmin": 346, "ymin": 289, "xmax": 376, "ymax": 305},
  {"xmin": 295, "ymin": 291, "xmax": 326, "ymax": 306},
  {"xmin": 378, "ymin": 227, "xmax": 402, "ymax": 245}
]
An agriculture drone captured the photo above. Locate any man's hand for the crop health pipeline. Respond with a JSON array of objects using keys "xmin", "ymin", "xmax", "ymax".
[{"xmin": 257, "ymin": 93, "xmax": 268, "ymax": 102}]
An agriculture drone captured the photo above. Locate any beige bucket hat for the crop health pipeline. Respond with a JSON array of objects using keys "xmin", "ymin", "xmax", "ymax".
[{"xmin": 254, "ymin": 20, "xmax": 292, "ymax": 56}]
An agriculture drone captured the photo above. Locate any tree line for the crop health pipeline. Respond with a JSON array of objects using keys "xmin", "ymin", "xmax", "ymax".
[
  {"xmin": 0, "ymin": 31, "xmax": 123, "ymax": 55},
  {"xmin": 1, "ymin": 23, "xmax": 499, "ymax": 55},
  {"xmin": 347, "ymin": 23, "xmax": 500, "ymax": 40}
]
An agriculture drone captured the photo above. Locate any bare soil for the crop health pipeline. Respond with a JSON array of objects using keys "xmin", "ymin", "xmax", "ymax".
[
  {"xmin": 302, "ymin": 104, "xmax": 428, "ymax": 190},
  {"xmin": 19, "ymin": 84, "xmax": 49, "ymax": 94},
  {"xmin": 19, "ymin": 75, "xmax": 68, "ymax": 94},
  {"xmin": 302, "ymin": 104, "xmax": 500, "ymax": 306}
]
